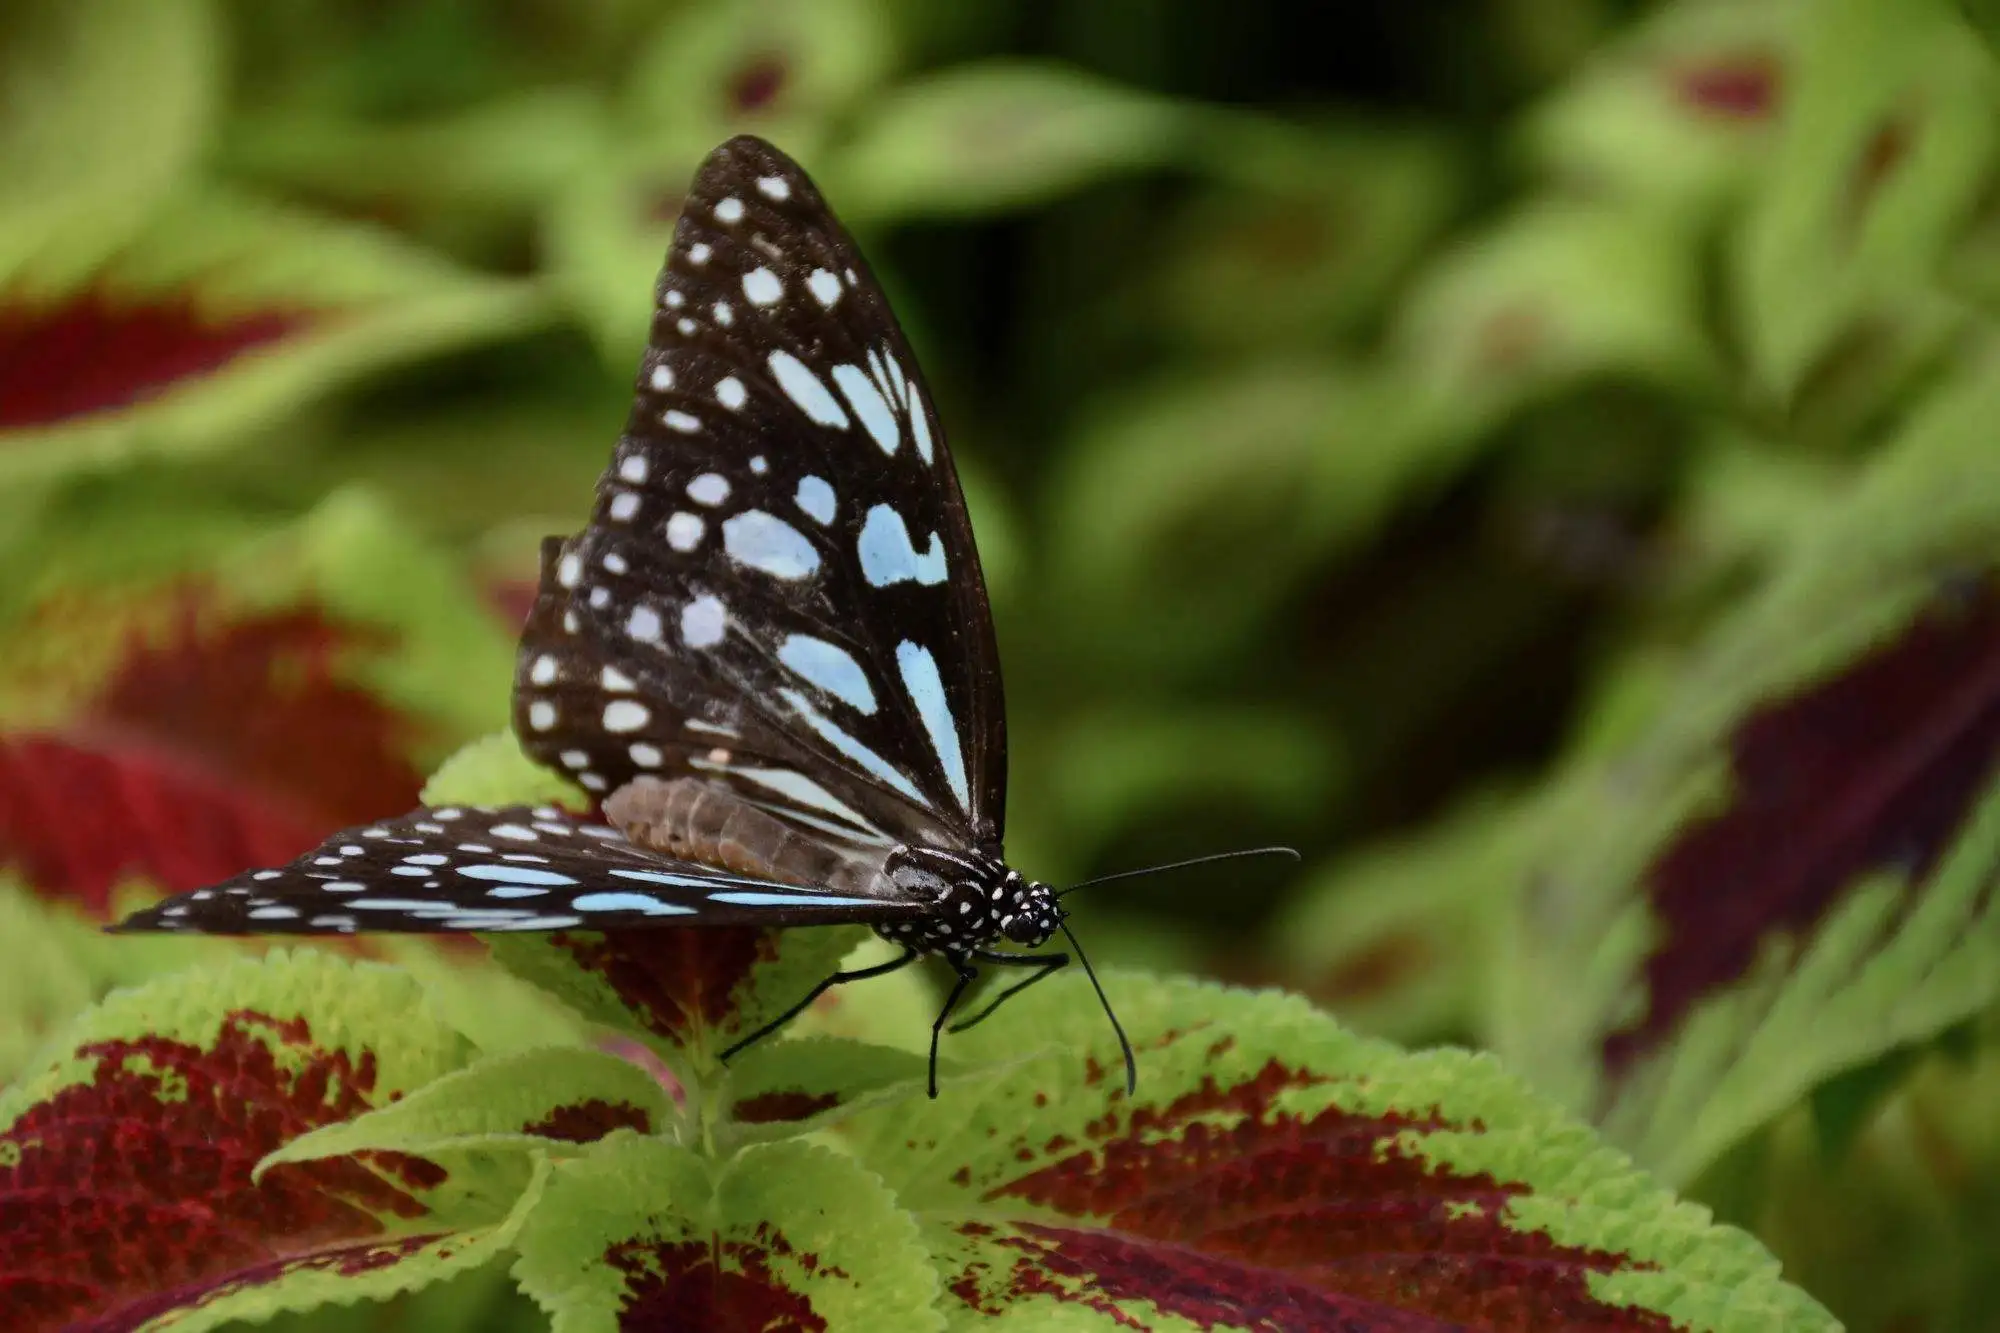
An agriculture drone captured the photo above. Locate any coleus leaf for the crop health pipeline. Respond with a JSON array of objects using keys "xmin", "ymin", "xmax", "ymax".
[
  {"xmin": 830, "ymin": 971, "xmax": 1835, "ymax": 1332},
  {"xmin": 0, "ymin": 949, "xmax": 545, "ymax": 1333},
  {"xmin": 1733, "ymin": 0, "xmax": 1996, "ymax": 396},
  {"xmin": 259, "ymin": 1045, "xmax": 674, "ymax": 1169},
  {"xmin": 830, "ymin": 62, "xmax": 1191, "ymax": 221},
  {"xmin": 0, "ymin": 493, "xmax": 516, "ymax": 917},
  {"xmin": 549, "ymin": 0, "xmax": 895, "ymax": 363},
  {"xmin": 0, "ymin": 187, "xmax": 545, "ymax": 485},
  {"xmin": 512, "ymin": 1137, "xmax": 943, "ymax": 1333},
  {"xmin": 1493, "ymin": 357, "xmax": 2000, "ymax": 1184},
  {"xmin": 1389, "ymin": 200, "xmax": 1718, "ymax": 450},
  {"xmin": 419, "ymin": 727, "xmax": 872, "ymax": 1080},
  {"xmin": 1519, "ymin": 0, "xmax": 1790, "ymax": 219},
  {"xmin": 0, "ymin": 0, "xmax": 216, "ymax": 277},
  {"xmin": 1265, "ymin": 789, "xmax": 1542, "ymax": 1044}
]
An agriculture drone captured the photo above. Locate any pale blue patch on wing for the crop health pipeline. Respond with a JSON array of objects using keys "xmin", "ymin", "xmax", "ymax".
[
  {"xmin": 722, "ymin": 510, "xmax": 820, "ymax": 580},
  {"xmin": 457, "ymin": 864, "xmax": 579, "ymax": 886},
  {"xmin": 779, "ymin": 634, "xmax": 877, "ymax": 714},
  {"xmin": 897, "ymin": 640, "xmax": 969, "ymax": 811},
  {"xmin": 778, "ymin": 686, "xmax": 929, "ymax": 808},
  {"xmin": 708, "ymin": 891, "xmax": 887, "ymax": 908},
  {"xmin": 486, "ymin": 885, "xmax": 549, "ymax": 899},
  {"xmin": 572, "ymin": 891, "xmax": 698, "ymax": 915},
  {"xmin": 857, "ymin": 504, "xmax": 946, "ymax": 588},
  {"xmin": 795, "ymin": 474, "xmax": 836, "ymax": 525},
  {"xmin": 833, "ymin": 363, "xmax": 899, "ymax": 455},
  {"xmin": 768, "ymin": 350, "xmax": 849, "ymax": 429}
]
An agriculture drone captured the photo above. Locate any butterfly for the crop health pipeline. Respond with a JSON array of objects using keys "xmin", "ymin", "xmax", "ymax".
[{"xmin": 111, "ymin": 135, "xmax": 1288, "ymax": 1097}]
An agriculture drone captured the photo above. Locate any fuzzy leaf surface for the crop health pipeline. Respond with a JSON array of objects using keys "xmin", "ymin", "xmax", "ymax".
[
  {"xmin": 0, "ymin": 951, "xmax": 527, "ymax": 1331},
  {"xmin": 836, "ymin": 972, "xmax": 1834, "ymax": 1332},
  {"xmin": 513, "ymin": 1137, "xmax": 941, "ymax": 1333}
]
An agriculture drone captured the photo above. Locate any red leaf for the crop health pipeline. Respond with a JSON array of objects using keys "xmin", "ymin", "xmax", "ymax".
[
  {"xmin": 0, "ymin": 290, "xmax": 306, "ymax": 431},
  {"xmin": 522, "ymin": 1098, "xmax": 657, "ymax": 1145},
  {"xmin": 1671, "ymin": 53, "xmax": 1782, "ymax": 121},
  {"xmin": 965, "ymin": 1059, "xmax": 1673, "ymax": 1330},
  {"xmin": 604, "ymin": 1230, "xmax": 840, "ymax": 1333},
  {"xmin": 544, "ymin": 927, "xmax": 780, "ymax": 1046},
  {"xmin": 0, "ymin": 1009, "xmax": 446, "ymax": 1333},
  {"xmin": 1606, "ymin": 582, "xmax": 2000, "ymax": 1075},
  {"xmin": 0, "ymin": 589, "xmax": 428, "ymax": 913}
]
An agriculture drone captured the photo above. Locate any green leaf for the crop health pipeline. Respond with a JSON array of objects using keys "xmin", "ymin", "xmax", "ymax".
[
  {"xmin": 1145, "ymin": 121, "xmax": 1463, "ymax": 349},
  {"xmin": 1391, "ymin": 200, "xmax": 1717, "ymax": 448},
  {"xmin": 1266, "ymin": 789, "xmax": 1541, "ymax": 1044},
  {"xmin": 829, "ymin": 62, "xmax": 1192, "ymax": 220},
  {"xmin": 261, "ymin": 1046, "xmax": 675, "ymax": 1172},
  {"xmin": 1044, "ymin": 362, "xmax": 1435, "ymax": 672},
  {"xmin": 421, "ymin": 730, "xmax": 590, "ymax": 812},
  {"xmin": 0, "ymin": 950, "xmax": 538, "ymax": 1330},
  {"xmin": 0, "ymin": 187, "xmax": 548, "ymax": 485},
  {"xmin": 832, "ymin": 971, "xmax": 1835, "ymax": 1331},
  {"xmin": 1492, "ymin": 354, "xmax": 2000, "ymax": 1184},
  {"xmin": 512, "ymin": 1137, "xmax": 942, "ymax": 1333},
  {"xmin": 0, "ymin": 0, "xmax": 218, "ymax": 276},
  {"xmin": 621, "ymin": 0, "xmax": 894, "ymax": 168},
  {"xmin": 1733, "ymin": 0, "xmax": 1998, "ymax": 396},
  {"xmin": 227, "ymin": 488, "xmax": 523, "ymax": 748},
  {"xmin": 1520, "ymin": 0, "xmax": 1791, "ymax": 219},
  {"xmin": 720, "ymin": 1035, "xmax": 933, "ymax": 1145}
]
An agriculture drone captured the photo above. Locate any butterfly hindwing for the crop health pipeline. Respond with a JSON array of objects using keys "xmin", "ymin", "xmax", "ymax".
[
  {"xmin": 520, "ymin": 135, "xmax": 1007, "ymax": 849},
  {"xmin": 109, "ymin": 804, "xmax": 930, "ymax": 935}
]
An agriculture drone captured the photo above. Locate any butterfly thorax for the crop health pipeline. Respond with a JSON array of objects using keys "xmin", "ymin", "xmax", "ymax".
[{"xmin": 878, "ymin": 845, "xmax": 1058, "ymax": 955}]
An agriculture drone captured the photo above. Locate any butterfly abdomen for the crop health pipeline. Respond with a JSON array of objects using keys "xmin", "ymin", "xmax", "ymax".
[{"xmin": 603, "ymin": 776, "xmax": 885, "ymax": 895}]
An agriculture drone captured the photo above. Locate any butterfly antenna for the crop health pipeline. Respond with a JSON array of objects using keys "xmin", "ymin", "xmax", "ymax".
[
  {"xmin": 1058, "ymin": 918, "xmax": 1136, "ymax": 1097},
  {"xmin": 1055, "ymin": 845, "xmax": 1299, "ymax": 899}
]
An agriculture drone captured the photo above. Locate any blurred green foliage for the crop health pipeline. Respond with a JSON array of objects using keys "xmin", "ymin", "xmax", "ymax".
[{"xmin": 6, "ymin": 0, "xmax": 2000, "ymax": 1327}]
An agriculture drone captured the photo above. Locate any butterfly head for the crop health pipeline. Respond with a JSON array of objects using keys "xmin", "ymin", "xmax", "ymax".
[{"xmin": 882, "ymin": 846, "xmax": 1061, "ymax": 951}]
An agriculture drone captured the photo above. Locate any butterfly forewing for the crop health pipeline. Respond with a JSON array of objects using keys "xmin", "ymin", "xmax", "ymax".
[
  {"xmin": 523, "ymin": 136, "xmax": 1006, "ymax": 849},
  {"xmin": 108, "ymin": 805, "xmax": 929, "ymax": 934}
]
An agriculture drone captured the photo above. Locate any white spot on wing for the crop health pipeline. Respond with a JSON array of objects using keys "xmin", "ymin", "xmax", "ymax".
[
  {"xmin": 601, "ymin": 665, "xmax": 636, "ymax": 692},
  {"xmin": 795, "ymin": 475, "xmax": 836, "ymax": 525},
  {"xmin": 808, "ymin": 269, "xmax": 842, "ymax": 307},
  {"xmin": 715, "ymin": 376, "xmax": 747, "ymax": 410},
  {"xmin": 722, "ymin": 511, "xmax": 819, "ymax": 580},
  {"xmin": 609, "ymin": 492, "xmax": 641, "ymax": 522},
  {"xmin": 603, "ymin": 700, "xmax": 651, "ymax": 733},
  {"xmin": 768, "ymin": 351, "xmax": 848, "ymax": 429},
  {"xmin": 898, "ymin": 640, "xmax": 969, "ymax": 810},
  {"xmin": 557, "ymin": 552, "xmax": 581, "ymax": 588},
  {"xmin": 647, "ymin": 367, "xmax": 672, "ymax": 393},
  {"xmin": 664, "ymin": 410, "xmax": 701, "ymax": 433},
  {"xmin": 858, "ymin": 505, "xmax": 948, "ymax": 587},
  {"xmin": 667, "ymin": 512, "xmax": 704, "ymax": 551},
  {"xmin": 630, "ymin": 742, "xmax": 664, "ymax": 767},
  {"xmin": 713, "ymin": 302, "xmax": 734, "ymax": 326},
  {"xmin": 529, "ymin": 654, "xmax": 557, "ymax": 685},
  {"xmin": 833, "ymin": 364, "xmax": 899, "ymax": 454},
  {"xmin": 620, "ymin": 452, "xmax": 651, "ymax": 483},
  {"xmin": 714, "ymin": 197, "xmax": 744, "ymax": 224},
  {"xmin": 757, "ymin": 175, "xmax": 791, "ymax": 200},
  {"xmin": 687, "ymin": 473, "xmax": 730, "ymax": 506},
  {"xmin": 458, "ymin": 864, "xmax": 578, "ymax": 886},
  {"xmin": 688, "ymin": 242, "xmax": 712, "ymax": 265},
  {"xmin": 628, "ymin": 604, "xmax": 663, "ymax": 642},
  {"xmin": 682, "ymin": 595, "xmax": 726, "ymax": 647},
  {"xmin": 528, "ymin": 700, "xmax": 557, "ymax": 731},
  {"xmin": 779, "ymin": 634, "xmax": 877, "ymax": 714},
  {"xmin": 742, "ymin": 268, "xmax": 783, "ymax": 306}
]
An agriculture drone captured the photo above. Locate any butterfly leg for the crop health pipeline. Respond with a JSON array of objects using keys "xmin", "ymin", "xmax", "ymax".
[
  {"xmin": 720, "ymin": 946, "xmax": 919, "ymax": 1063},
  {"xmin": 947, "ymin": 950, "xmax": 1069, "ymax": 1035},
  {"xmin": 928, "ymin": 955, "xmax": 981, "ymax": 1099}
]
